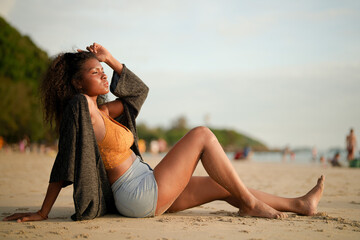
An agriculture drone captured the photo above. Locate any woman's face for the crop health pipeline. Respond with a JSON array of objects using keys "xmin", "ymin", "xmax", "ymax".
[{"xmin": 77, "ymin": 58, "xmax": 109, "ymax": 96}]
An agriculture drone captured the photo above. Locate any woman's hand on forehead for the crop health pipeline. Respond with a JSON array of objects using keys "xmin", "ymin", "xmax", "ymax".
[{"xmin": 78, "ymin": 43, "xmax": 112, "ymax": 63}]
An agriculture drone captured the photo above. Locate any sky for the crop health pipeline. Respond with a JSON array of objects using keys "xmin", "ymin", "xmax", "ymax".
[{"xmin": 1, "ymin": 0, "xmax": 359, "ymax": 151}]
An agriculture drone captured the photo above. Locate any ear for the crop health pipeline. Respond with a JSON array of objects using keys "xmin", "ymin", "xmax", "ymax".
[{"xmin": 71, "ymin": 79, "xmax": 83, "ymax": 91}]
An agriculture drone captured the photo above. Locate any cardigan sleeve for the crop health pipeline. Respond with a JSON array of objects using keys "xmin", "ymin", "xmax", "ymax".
[
  {"xmin": 110, "ymin": 64, "xmax": 149, "ymax": 118},
  {"xmin": 109, "ymin": 64, "xmax": 149, "ymax": 157}
]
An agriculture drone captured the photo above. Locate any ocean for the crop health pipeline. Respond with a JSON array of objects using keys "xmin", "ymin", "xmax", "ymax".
[
  {"xmin": 228, "ymin": 148, "xmax": 355, "ymax": 166},
  {"xmin": 144, "ymin": 148, "xmax": 357, "ymax": 167}
]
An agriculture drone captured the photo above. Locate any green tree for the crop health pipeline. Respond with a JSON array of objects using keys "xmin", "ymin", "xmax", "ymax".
[
  {"xmin": 0, "ymin": 16, "xmax": 50, "ymax": 143},
  {"xmin": 137, "ymin": 115, "xmax": 268, "ymax": 151}
]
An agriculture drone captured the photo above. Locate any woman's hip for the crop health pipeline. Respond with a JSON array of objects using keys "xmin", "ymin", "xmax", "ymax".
[{"xmin": 111, "ymin": 156, "xmax": 158, "ymax": 218}]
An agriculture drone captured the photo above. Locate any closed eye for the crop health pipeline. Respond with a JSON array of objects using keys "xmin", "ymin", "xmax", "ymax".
[{"xmin": 90, "ymin": 67, "xmax": 104, "ymax": 74}]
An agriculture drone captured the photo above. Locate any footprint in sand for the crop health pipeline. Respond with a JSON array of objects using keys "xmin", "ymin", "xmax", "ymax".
[
  {"xmin": 74, "ymin": 233, "xmax": 90, "ymax": 238},
  {"xmin": 85, "ymin": 225, "xmax": 100, "ymax": 230},
  {"xmin": 15, "ymin": 208, "xmax": 29, "ymax": 211}
]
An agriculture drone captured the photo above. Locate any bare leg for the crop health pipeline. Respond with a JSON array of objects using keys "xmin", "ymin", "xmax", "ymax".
[
  {"xmin": 154, "ymin": 127, "xmax": 286, "ymax": 218},
  {"xmin": 247, "ymin": 175, "xmax": 324, "ymax": 215},
  {"xmin": 166, "ymin": 176, "xmax": 230, "ymax": 213},
  {"xmin": 168, "ymin": 176, "xmax": 324, "ymax": 216}
]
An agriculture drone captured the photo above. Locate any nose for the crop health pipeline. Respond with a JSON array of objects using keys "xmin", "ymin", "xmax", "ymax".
[{"xmin": 102, "ymin": 73, "xmax": 107, "ymax": 80}]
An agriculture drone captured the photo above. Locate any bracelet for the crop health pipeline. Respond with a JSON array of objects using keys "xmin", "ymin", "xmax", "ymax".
[{"xmin": 37, "ymin": 210, "xmax": 48, "ymax": 220}]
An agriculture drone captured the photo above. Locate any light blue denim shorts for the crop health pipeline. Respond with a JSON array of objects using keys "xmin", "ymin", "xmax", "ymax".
[{"xmin": 111, "ymin": 156, "xmax": 158, "ymax": 218}]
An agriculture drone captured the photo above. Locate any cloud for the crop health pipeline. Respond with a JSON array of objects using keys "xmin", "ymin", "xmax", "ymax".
[
  {"xmin": 302, "ymin": 7, "xmax": 357, "ymax": 21},
  {"xmin": 212, "ymin": 14, "xmax": 279, "ymax": 39}
]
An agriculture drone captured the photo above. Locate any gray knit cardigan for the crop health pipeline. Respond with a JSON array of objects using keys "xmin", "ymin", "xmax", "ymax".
[{"xmin": 49, "ymin": 65, "xmax": 149, "ymax": 221}]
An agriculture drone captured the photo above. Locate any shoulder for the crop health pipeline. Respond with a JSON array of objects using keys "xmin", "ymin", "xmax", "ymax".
[
  {"xmin": 79, "ymin": 94, "xmax": 96, "ymax": 110},
  {"xmin": 98, "ymin": 104, "xmax": 110, "ymax": 116},
  {"xmin": 79, "ymin": 94, "xmax": 100, "ymax": 121},
  {"xmin": 67, "ymin": 94, "xmax": 88, "ymax": 108},
  {"xmin": 63, "ymin": 94, "xmax": 92, "ymax": 119}
]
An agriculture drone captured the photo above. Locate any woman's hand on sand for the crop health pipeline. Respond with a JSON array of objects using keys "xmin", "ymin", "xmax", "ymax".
[
  {"xmin": 78, "ymin": 42, "xmax": 112, "ymax": 63},
  {"xmin": 3, "ymin": 211, "xmax": 46, "ymax": 222}
]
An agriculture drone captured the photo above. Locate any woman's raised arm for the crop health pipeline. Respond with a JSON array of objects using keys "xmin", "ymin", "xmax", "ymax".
[{"xmin": 84, "ymin": 43, "xmax": 125, "ymax": 118}]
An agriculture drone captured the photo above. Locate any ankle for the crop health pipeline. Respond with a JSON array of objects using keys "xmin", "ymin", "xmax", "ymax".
[
  {"xmin": 243, "ymin": 196, "xmax": 257, "ymax": 210},
  {"xmin": 295, "ymin": 197, "xmax": 316, "ymax": 216}
]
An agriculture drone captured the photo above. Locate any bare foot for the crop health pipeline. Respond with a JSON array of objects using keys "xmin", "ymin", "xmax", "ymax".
[
  {"xmin": 297, "ymin": 175, "xmax": 325, "ymax": 216},
  {"xmin": 238, "ymin": 198, "xmax": 288, "ymax": 219}
]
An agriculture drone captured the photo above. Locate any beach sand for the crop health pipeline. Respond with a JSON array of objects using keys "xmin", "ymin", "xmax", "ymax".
[{"xmin": 0, "ymin": 152, "xmax": 359, "ymax": 240}]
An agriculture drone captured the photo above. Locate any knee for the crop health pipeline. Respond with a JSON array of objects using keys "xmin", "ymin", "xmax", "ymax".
[
  {"xmin": 190, "ymin": 126, "xmax": 217, "ymax": 144},
  {"xmin": 190, "ymin": 126, "xmax": 212, "ymax": 136}
]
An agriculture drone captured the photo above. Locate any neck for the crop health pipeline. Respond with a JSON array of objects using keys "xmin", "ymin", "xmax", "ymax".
[{"xmin": 90, "ymin": 96, "xmax": 98, "ymax": 105}]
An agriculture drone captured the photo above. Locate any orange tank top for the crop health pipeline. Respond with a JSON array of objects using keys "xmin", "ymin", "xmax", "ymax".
[{"xmin": 97, "ymin": 110, "xmax": 134, "ymax": 170}]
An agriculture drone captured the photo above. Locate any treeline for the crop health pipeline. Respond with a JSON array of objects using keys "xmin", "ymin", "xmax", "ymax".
[
  {"xmin": 0, "ymin": 16, "xmax": 52, "ymax": 143},
  {"xmin": 137, "ymin": 116, "xmax": 268, "ymax": 151}
]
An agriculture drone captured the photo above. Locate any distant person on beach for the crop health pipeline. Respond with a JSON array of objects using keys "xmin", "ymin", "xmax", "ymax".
[
  {"xmin": 346, "ymin": 129, "xmax": 357, "ymax": 161},
  {"xmin": 329, "ymin": 152, "xmax": 342, "ymax": 167},
  {"xmin": 312, "ymin": 146, "xmax": 317, "ymax": 162},
  {"xmin": 282, "ymin": 146, "xmax": 295, "ymax": 162},
  {"xmin": 282, "ymin": 146, "xmax": 290, "ymax": 162},
  {"xmin": 3, "ymin": 43, "xmax": 324, "ymax": 222},
  {"xmin": 234, "ymin": 146, "xmax": 252, "ymax": 160},
  {"xmin": 319, "ymin": 156, "xmax": 327, "ymax": 168},
  {"xmin": 138, "ymin": 139, "xmax": 146, "ymax": 153},
  {"xmin": 233, "ymin": 149, "xmax": 244, "ymax": 160},
  {"xmin": 18, "ymin": 135, "xmax": 30, "ymax": 153},
  {"xmin": 0, "ymin": 136, "xmax": 4, "ymax": 151}
]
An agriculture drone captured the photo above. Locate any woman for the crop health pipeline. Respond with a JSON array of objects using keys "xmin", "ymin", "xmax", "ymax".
[
  {"xmin": 346, "ymin": 129, "xmax": 357, "ymax": 161},
  {"xmin": 3, "ymin": 43, "xmax": 324, "ymax": 222}
]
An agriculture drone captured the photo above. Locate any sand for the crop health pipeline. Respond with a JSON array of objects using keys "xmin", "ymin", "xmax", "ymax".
[{"xmin": 0, "ymin": 152, "xmax": 359, "ymax": 240}]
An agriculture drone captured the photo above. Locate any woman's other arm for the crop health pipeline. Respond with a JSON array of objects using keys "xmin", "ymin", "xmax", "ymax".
[{"xmin": 3, "ymin": 181, "xmax": 63, "ymax": 222}]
